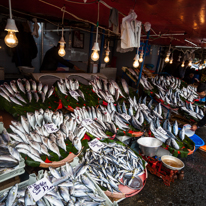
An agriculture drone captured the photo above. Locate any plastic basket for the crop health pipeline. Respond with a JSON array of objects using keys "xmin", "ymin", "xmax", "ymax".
[
  {"xmin": 189, "ymin": 133, "xmax": 205, "ymax": 151},
  {"xmin": 0, "ymin": 157, "xmax": 25, "ymax": 183}
]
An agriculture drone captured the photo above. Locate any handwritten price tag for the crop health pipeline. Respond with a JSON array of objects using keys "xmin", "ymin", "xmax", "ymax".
[
  {"xmin": 88, "ymin": 138, "xmax": 104, "ymax": 152},
  {"xmin": 44, "ymin": 123, "xmax": 59, "ymax": 133},
  {"xmin": 27, "ymin": 177, "xmax": 54, "ymax": 202},
  {"xmin": 121, "ymin": 113, "xmax": 131, "ymax": 121},
  {"xmin": 157, "ymin": 126, "xmax": 167, "ymax": 135},
  {"xmin": 82, "ymin": 118, "xmax": 94, "ymax": 126},
  {"xmin": 69, "ymin": 90, "xmax": 80, "ymax": 97}
]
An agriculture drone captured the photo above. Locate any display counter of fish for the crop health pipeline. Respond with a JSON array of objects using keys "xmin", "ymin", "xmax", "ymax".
[
  {"xmin": 180, "ymin": 103, "xmax": 204, "ymax": 120},
  {"xmin": 179, "ymin": 85, "xmax": 198, "ymax": 102},
  {"xmin": 39, "ymin": 162, "xmax": 110, "ymax": 206},
  {"xmin": 0, "ymin": 129, "xmax": 22, "ymax": 174},
  {"xmin": 8, "ymin": 109, "xmax": 87, "ymax": 163},
  {"xmin": 57, "ymin": 78, "xmax": 85, "ymax": 101},
  {"xmin": 85, "ymin": 142, "xmax": 145, "ymax": 192},
  {"xmin": 150, "ymin": 118, "xmax": 186, "ymax": 150},
  {"xmin": 89, "ymin": 75, "xmax": 127, "ymax": 103},
  {"xmin": 0, "ymin": 79, "xmax": 54, "ymax": 106}
]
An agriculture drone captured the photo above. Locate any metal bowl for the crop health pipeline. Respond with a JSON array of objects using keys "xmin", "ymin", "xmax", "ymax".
[
  {"xmin": 161, "ymin": 155, "xmax": 185, "ymax": 170},
  {"xmin": 137, "ymin": 137, "xmax": 162, "ymax": 157}
]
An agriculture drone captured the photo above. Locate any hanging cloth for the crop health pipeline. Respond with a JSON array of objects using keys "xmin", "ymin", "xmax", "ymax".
[
  {"xmin": 109, "ymin": 8, "xmax": 119, "ymax": 34},
  {"xmin": 32, "ymin": 18, "xmax": 40, "ymax": 38},
  {"xmin": 121, "ymin": 10, "xmax": 141, "ymax": 49}
]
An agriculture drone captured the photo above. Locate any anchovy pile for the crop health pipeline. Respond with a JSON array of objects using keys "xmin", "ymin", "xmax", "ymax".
[
  {"xmin": 0, "ymin": 79, "xmax": 54, "ymax": 106},
  {"xmin": 73, "ymin": 106, "xmax": 117, "ymax": 139},
  {"xmin": 0, "ymin": 183, "xmax": 48, "ymax": 206},
  {"xmin": 41, "ymin": 162, "xmax": 106, "ymax": 206},
  {"xmin": 85, "ymin": 142, "xmax": 145, "ymax": 192},
  {"xmin": 181, "ymin": 103, "xmax": 204, "ymax": 120},
  {"xmin": 101, "ymin": 96, "xmax": 163, "ymax": 131},
  {"xmin": 139, "ymin": 75, "xmax": 154, "ymax": 90},
  {"xmin": 8, "ymin": 109, "xmax": 85, "ymax": 163},
  {"xmin": 0, "ymin": 129, "xmax": 21, "ymax": 175},
  {"xmin": 150, "ymin": 118, "xmax": 186, "ymax": 150},
  {"xmin": 57, "ymin": 78, "xmax": 85, "ymax": 101},
  {"xmin": 89, "ymin": 75, "xmax": 126, "ymax": 103}
]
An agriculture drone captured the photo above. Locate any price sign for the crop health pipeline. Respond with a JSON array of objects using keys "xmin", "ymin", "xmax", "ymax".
[
  {"xmin": 44, "ymin": 123, "xmax": 59, "ymax": 133},
  {"xmin": 82, "ymin": 118, "xmax": 94, "ymax": 126},
  {"xmin": 141, "ymin": 104, "xmax": 148, "ymax": 110},
  {"xmin": 69, "ymin": 90, "xmax": 80, "ymax": 97},
  {"xmin": 121, "ymin": 113, "xmax": 131, "ymax": 121},
  {"xmin": 157, "ymin": 126, "xmax": 167, "ymax": 135},
  {"xmin": 88, "ymin": 138, "xmax": 104, "ymax": 152},
  {"xmin": 27, "ymin": 177, "xmax": 54, "ymax": 202}
]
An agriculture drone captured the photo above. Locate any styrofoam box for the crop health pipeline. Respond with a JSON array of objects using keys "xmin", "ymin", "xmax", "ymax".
[
  {"xmin": 38, "ymin": 163, "xmax": 118, "ymax": 206},
  {"xmin": 0, "ymin": 173, "xmax": 36, "ymax": 195},
  {"xmin": 0, "ymin": 157, "xmax": 25, "ymax": 183}
]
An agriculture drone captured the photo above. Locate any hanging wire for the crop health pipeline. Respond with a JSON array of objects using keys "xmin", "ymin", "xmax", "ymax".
[
  {"xmin": 65, "ymin": 0, "xmax": 98, "ymax": 4},
  {"xmin": 95, "ymin": 1, "xmax": 99, "ymax": 42}
]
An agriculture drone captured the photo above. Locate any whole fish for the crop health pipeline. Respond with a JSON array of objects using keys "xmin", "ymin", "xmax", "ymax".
[
  {"xmin": 47, "ymin": 86, "xmax": 54, "ymax": 98},
  {"xmin": 6, "ymin": 184, "xmax": 18, "ymax": 206},
  {"xmin": 121, "ymin": 79, "xmax": 129, "ymax": 95},
  {"xmin": 33, "ymin": 92, "xmax": 39, "ymax": 102},
  {"xmin": 9, "ymin": 96, "xmax": 23, "ymax": 106},
  {"xmin": 0, "ymin": 92, "xmax": 11, "ymax": 102},
  {"xmin": 14, "ymin": 93, "xmax": 27, "ymax": 104},
  {"xmin": 17, "ymin": 79, "xmax": 26, "ymax": 94},
  {"xmin": 173, "ymin": 120, "xmax": 178, "ymax": 136},
  {"xmin": 43, "ymin": 85, "xmax": 49, "ymax": 96},
  {"xmin": 0, "ymin": 85, "xmax": 10, "ymax": 96},
  {"xmin": 31, "ymin": 81, "xmax": 37, "ymax": 91},
  {"xmin": 38, "ymin": 81, "xmax": 43, "ymax": 92},
  {"xmin": 4, "ymin": 82, "xmax": 14, "ymax": 95},
  {"xmin": 25, "ymin": 80, "xmax": 31, "ymax": 91},
  {"xmin": 27, "ymin": 91, "xmax": 32, "ymax": 103},
  {"xmin": 10, "ymin": 81, "xmax": 18, "ymax": 93},
  {"xmin": 27, "ymin": 112, "xmax": 36, "ymax": 130}
]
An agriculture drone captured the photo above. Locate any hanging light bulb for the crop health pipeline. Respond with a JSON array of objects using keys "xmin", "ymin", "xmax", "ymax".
[
  {"xmin": 58, "ymin": 36, "xmax": 66, "ymax": 57},
  {"xmin": 133, "ymin": 54, "xmax": 139, "ymax": 68},
  {"xmin": 4, "ymin": 0, "xmax": 19, "ymax": 48},
  {"xmin": 181, "ymin": 61, "xmax": 185, "ymax": 67},
  {"xmin": 188, "ymin": 60, "xmax": 192, "ymax": 67},
  {"xmin": 165, "ymin": 51, "xmax": 170, "ymax": 63},
  {"xmin": 203, "ymin": 65, "xmax": 206, "ymax": 69},
  {"xmin": 91, "ymin": 42, "xmax": 100, "ymax": 61},
  {"xmin": 4, "ymin": 31, "xmax": 18, "ymax": 48},
  {"xmin": 104, "ymin": 45, "xmax": 110, "ymax": 63},
  {"xmin": 139, "ymin": 49, "xmax": 144, "ymax": 63}
]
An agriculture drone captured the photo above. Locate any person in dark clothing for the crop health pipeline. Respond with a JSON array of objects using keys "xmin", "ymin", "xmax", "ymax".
[
  {"xmin": 40, "ymin": 44, "xmax": 75, "ymax": 72},
  {"xmin": 178, "ymin": 60, "xmax": 190, "ymax": 79},
  {"xmin": 191, "ymin": 83, "xmax": 206, "ymax": 131},
  {"xmin": 184, "ymin": 73, "xmax": 200, "ymax": 84}
]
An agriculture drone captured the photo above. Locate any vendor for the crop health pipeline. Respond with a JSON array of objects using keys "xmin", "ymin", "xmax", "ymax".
[
  {"xmin": 178, "ymin": 60, "xmax": 190, "ymax": 79},
  {"xmin": 191, "ymin": 83, "xmax": 206, "ymax": 131},
  {"xmin": 184, "ymin": 73, "xmax": 200, "ymax": 84},
  {"xmin": 40, "ymin": 43, "xmax": 78, "ymax": 72}
]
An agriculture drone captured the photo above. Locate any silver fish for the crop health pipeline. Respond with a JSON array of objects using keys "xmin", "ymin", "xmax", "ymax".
[
  {"xmin": 17, "ymin": 79, "xmax": 26, "ymax": 94},
  {"xmin": 33, "ymin": 92, "xmax": 39, "ymax": 102},
  {"xmin": 43, "ymin": 85, "xmax": 48, "ymax": 96},
  {"xmin": 14, "ymin": 93, "xmax": 27, "ymax": 104},
  {"xmin": 27, "ymin": 91, "xmax": 32, "ymax": 103},
  {"xmin": 48, "ymin": 139, "xmax": 61, "ymax": 158},
  {"xmin": 9, "ymin": 96, "xmax": 23, "ymax": 106},
  {"xmin": 0, "ymin": 85, "xmax": 10, "ymax": 96},
  {"xmin": 4, "ymin": 82, "xmax": 14, "ymax": 95},
  {"xmin": 0, "ymin": 91, "xmax": 11, "ymax": 102},
  {"xmin": 47, "ymin": 86, "xmax": 54, "ymax": 98},
  {"xmin": 38, "ymin": 81, "xmax": 43, "ymax": 92},
  {"xmin": 27, "ymin": 112, "xmax": 36, "ymax": 130},
  {"xmin": 121, "ymin": 79, "xmax": 129, "ymax": 95},
  {"xmin": 10, "ymin": 81, "xmax": 18, "ymax": 93},
  {"xmin": 6, "ymin": 184, "xmax": 18, "ymax": 206},
  {"xmin": 25, "ymin": 80, "xmax": 31, "ymax": 92}
]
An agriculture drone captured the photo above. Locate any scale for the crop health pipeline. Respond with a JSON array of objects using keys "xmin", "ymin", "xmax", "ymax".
[{"xmin": 140, "ymin": 154, "xmax": 184, "ymax": 186}]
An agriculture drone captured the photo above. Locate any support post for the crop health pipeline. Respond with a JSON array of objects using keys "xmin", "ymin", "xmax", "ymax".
[
  {"xmin": 136, "ymin": 30, "xmax": 150, "ymax": 92},
  {"xmin": 87, "ymin": 25, "xmax": 94, "ymax": 73},
  {"xmin": 155, "ymin": 47, "xmax": 161, "ymax": 73},
  {"xmin": 98, "ymin": 29, "xmax": 105, "ymax": 73}
]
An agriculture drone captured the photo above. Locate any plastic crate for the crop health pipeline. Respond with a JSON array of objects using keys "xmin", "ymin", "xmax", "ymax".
[
  {"xmin": 0, "ymin": 157, "xmax": 25, "ymax": 183},
  {"xmin": 38, "ymin": 163, "xmax": 117, "ymax": 206},
  {"xmin": 0, "ymin": 173, "xmax": 36, "ymax": 195}
]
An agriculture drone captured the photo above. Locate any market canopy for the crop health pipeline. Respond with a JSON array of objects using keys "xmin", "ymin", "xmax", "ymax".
[{"xmin": 0, "ymin": 0, "xmax": 206, "ymax": 46}]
